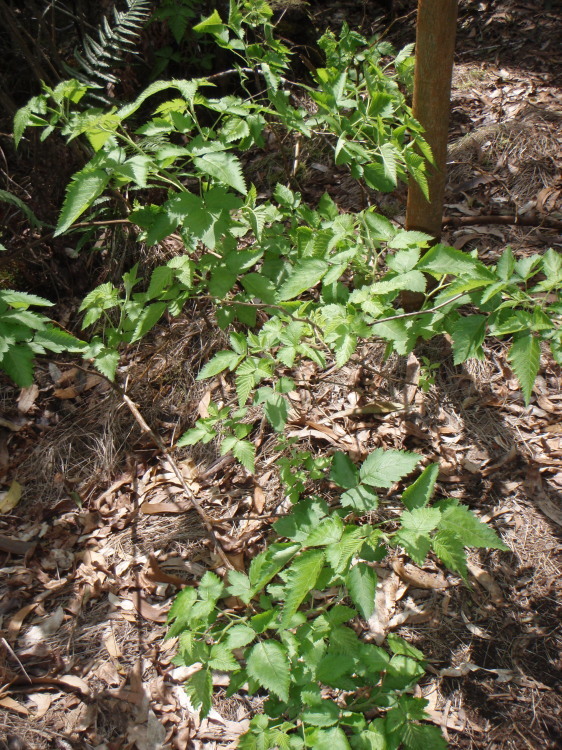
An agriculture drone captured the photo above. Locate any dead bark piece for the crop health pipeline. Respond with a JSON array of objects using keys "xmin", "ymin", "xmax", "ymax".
[{"xmin": 0, "ymin": 534, "xmax": 36, "ymax": 556}]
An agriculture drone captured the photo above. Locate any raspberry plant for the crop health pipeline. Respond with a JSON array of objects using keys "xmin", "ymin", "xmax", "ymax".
[{"xmin": 4, "ymin": 2, "xmax": 560, "ymax": 745}]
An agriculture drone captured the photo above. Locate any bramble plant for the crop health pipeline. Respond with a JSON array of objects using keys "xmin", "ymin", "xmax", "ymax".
[
  {"xmin": 167, "ymin": 448, "xmax": 508, "ymax": 748},
  {"xmin": 3, "ymin": 2, "xmax": 559, "ymax": 745}
]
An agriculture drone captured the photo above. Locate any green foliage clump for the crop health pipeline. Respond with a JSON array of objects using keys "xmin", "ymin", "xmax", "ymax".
[{"xmin": 167, "ymin": 447, "xmax": 507, "ymax": 748}]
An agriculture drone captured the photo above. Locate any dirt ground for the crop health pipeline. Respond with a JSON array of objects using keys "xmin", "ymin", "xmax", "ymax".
[{"xmin": 0, "ymin": 1, "xmax": 561, "ymax": 748}]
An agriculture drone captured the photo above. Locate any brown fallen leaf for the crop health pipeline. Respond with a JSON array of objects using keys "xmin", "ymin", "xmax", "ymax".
[
  {"xmin": 17, "ymin": 385, "xmax": 39, "ymax": 413},
  {"xmin": 7, "ymin": 603, "xmax": 38, "ymax": 642},
  {"xmin": 140, "ymin": 501, "xmax": 185, "ymax": 515},
  {"xmin": 0, "ymin": 480, "xmax": 23, "ymax": 513},
  {"xmin": 367, "ymin": 570, "xmax": 400, "ymax": 645},
  {"xmin": 0, "ymin": 696, "xmax": 29, "ymax": 715},
  {"xmin": 127, "ymin": 592, "xmax": 168, "ymax": 623},
  {"xmin": 467, "ymin": 561, "xmax": 503, "ymax": 605},
  {"xmin": 392, "ymin": 560, "xmax": 449, "ymax": 590},
  {"xmin": 253, "ymin": 483, "xmax": 266, "ymax": 514}
]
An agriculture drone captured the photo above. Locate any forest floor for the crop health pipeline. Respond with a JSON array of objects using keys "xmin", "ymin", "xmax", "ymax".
[{"xmin": 1, "ymin": 1, "xmax": 561, "ymax": 749}]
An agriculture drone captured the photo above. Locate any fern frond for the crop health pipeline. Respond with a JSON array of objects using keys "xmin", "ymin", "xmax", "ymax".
[{"xmin": 65, "ymin": 0, "xmax": 152, "ymax": 102}]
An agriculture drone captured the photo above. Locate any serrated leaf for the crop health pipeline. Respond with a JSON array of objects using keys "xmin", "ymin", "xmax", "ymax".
[
  {"xmin": 246, "ymin": 640, "xmax": 290, "ymax": 702},
  {"xmin": 400, "ymin": 507, "xmax": 441, "ymax": 534},
  {"xmin": 400, "ymin": 722, "xmax": 448, "ymax": 750},
  {"xmin": 432, "ymin": 530, "xmax": 467, "ymax": 578},
  {"xmin": 386, "ymin": 247, "xmax": 421, "ymax": 273},
  {"xmin": 193, "ymin": 152, "xmax": 247, "ymax": 194},
  {"xmin": 307, "ymin": 727, "xmax": 351, "ymax": 750},
  {"xmin": 231, "ymin": 439, "xmax": 255, "ymax": 473},
  {"xmin": 451, "ymin": 315, "xmax": 487, "ymax": 364},
  {"xmin": 241, "ymin": 273, "xmax": 278, "ymax": 304},
  {"xmin": 386, "ymin": 634, "xmax": 425, "ymax": 660},
  {"xmin": 370, "ymin": 270, "xmax": 426, "ymax": 295},
  {"xmin": 55, "ymin": 169, "xmax": 110, "ymax": 235},
  {"xmin": 302, "ymin": 515, "xmax": 343, "ymax": 547},
  {"xmin": 401, "ymin": 464, "xmax": 439, "ymax": 510},
  {"xmin": 416, "ymin": 244, "xmax": 484, "ymax": 276},
  {"xmin": 227, "ymin": 570, "xmax": 253, "ymax": 603},
  {"xmin": 359, "ymin": 449, "xmax": 420, "ymax": 488},
  {"xmin": 346, "ymin": 563, "xmax": 377, "ymax": 619},
  {"xmin": 393, "ymin": 529, "xmax": 431, "ymax": 565},
  {"xmin": 33, "ymin": 327, "xmax": 86, "ymax": 353},
  {"xmin": 508, "ymin": 332, "xmax": 540, "ymax": 405},
  {"xmin": 226, "ymin": 624, "xmax": 256, "ymax": 649},
  {"xmin": 339, "ymin": 485, "xmax": 379, "ymax": 512},
  {"xmin": 278, "ymin": 259, "xmax": 328, "ymax": 301},
  {"xmin": 388, "ymin": 231, "xmax": 432, "ymax": 250},
  {"xmin": 0, "ymin": 290, "xmax": 53, "ymax": 308},
  {"xmin": 325, "ymin": 526, "xmax": 367, "ymax": 574},
  {"xmin": 147, "ymin": 266, "xmax": 173, "ymax": 298},
  {"xmin": 93, "ymin": 348, "xmax": 120, "ymax": 381},
  {"xmin": 198, "ymin": 350, "xmax": 242, "ymax": 380},
  {"xmin": 279, "ymin": 549, "xmax": 325, "ymax": 629},
  {"xmin": 330, "ymin": 452, "xmax": 359, "ymax": 489},
  {"xmin": 208, "ymin": 643, "xmax": 239, "ymax": 671},
  {"xmin": 185, "ymin": 668, "xmax": 213, "ymax": 717},
  {"xmin": 130, "ymin": 302, "xmax": 166, "ymax": 342},
  {"xmin": 263, "ymin": 393, "xmax": 289, "ymax": 432},
  {"xmin": 437, "ymin": 501, "xmax": 508, "ymax": 550},
  {"xmin": 301, "ymin": 700, "xmax": 341, "ymax": 727}
]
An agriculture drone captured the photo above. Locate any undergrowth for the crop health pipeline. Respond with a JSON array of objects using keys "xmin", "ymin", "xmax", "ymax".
[{"xmin": 3, "ymin": 1, "xmax": 561, "ymax": 746}]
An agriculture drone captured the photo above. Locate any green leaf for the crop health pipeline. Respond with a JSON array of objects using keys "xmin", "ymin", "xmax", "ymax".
[
  {"xmin": 401, "ymin": 464, "xmax": 439, "ymax": 510},
  {"xmin": 388, "ymin": 231, "xmax": 432, "ymax": 250},
  {"xmin": 393, "ymin": 529, "xmax": 431, "ymax": 566},
  {"xmin": 306, "ymin": 727, "xmax": 351, "ymax": 750},
  {"xmin": 229, "ymin": 439, "xmax": 256, "ymax": 473},
  {"xmin": 246, "ymin": 640, "xmax": 290, "ymax": 702},
  {"xmin": 346, "ymin": 563, "xmax": 377, "ymax": 619},
  {"xmin": 263, "ymin": 393, "xmax": 289, "ymax": 432},
  {"xmin": 432, "ymin": 530, "xmax": 468, "ymax": 578},
  {"xmin": 147, "ymin": 266, "xmax": 174, "ymax": 298},
  {"xmin": 185, "ymin": 668, "xmax": 213, "ymax": 717},
  {"xmin": 508, "ymin": 332, "xmax": 541, "ymax": 405},
  {"xmin": 198, "ymin": 350, "xmax": 242, "ymax": 380},
  {"xmin": 339, "ymin": 485, "xmax": 379, "ymax": 512},
  {"xmin": 386, "ymin": 634, "xmax": 425, "ymax": 660},
  {"xmin": 0, "ymin": 343, "xmax": 34, "ymax": 386},
  {"xmin": 400, "ymin": 722, "xmax": 447, "ymax": 750},
  {"xmin": 0, "ymin": 189, "xmax": 43, "ymax": 228},
  {"xmin": 279, "ymin": 549, "xmax": 326, "ymax": 629},
  {"xmin": 303, "ymin": 515, "xmax": 344, "ymax": 547},
  {"xmin": 386, "ymin": 247, "xmax": 421, "ymax": 273},
  {"xmin": 400, "ymin": 507, "xmax": 441, "ymax": 534},
  {"xmin": 241, "ymin": 273, "xmax": 278, "ymax": 304},
  {"xmin": 437, "ymin": 500, "xmax": 508, "ymax": 550},
  {"xmin": 0, "ymin": 290, "xmax": 53, "ymax": 308},
  {"xmin": 55, "ymin": 169, "xmax": 110, "ymax": 235},
  {"xmin": 130, "ymin": 302, "xmax": 166, "ymax": 342},
  {"xmin": 33, "ymin": 327, "xmax": 86, "ymax": 353},
  {"xmin": 370, "ymin": 270, "xmax": 426, "ymax": 295},
  {"xmin": 227, "ymin": 569, "xmax": 253, "ymax": 603},
  {"xmin": 226, "ymin": 623, "xmax": 256, "ymax": 649},
  {"xmin": 416, "ymin": 244, "xmax": 485, "ymax": 276},
  {"xmin": 451, "ymin": 315, "xmax": 487, "ymax": 364},
  {"xmin": 208, "ymin": 643, "xmax": 239, "ymax": 671},
  {"xmin": 193, "ymin": 152, "xmax": 247, "ymax": 194},
  {"xmin": 278, "ymin": 259, "xmax": 328, "ymax": 301},
  {"xmin": 301, "ymin": 700, "xmax": 341, "ymax": 727},
  {"xmin": 330, "ymin": 452, "xmax": 359, "ymax": 489},
  {"xmin": 359, "ymin": 449, "xmax": 421, "ymax": 488},
  {"xmin": 93, "ymin": 348, "xmax": 120, "ymax": 381}
]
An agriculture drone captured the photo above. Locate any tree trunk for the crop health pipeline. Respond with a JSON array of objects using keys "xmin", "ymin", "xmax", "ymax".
[{"xmin": 403, "ymin": 0, "xmax": 458, "ymax": 310}]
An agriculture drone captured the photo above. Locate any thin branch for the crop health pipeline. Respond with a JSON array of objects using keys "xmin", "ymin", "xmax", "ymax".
[
  {"xmin": 370, "ymin": 292, "xmax": 466, "ymax": 325},
  {"xmin": 443, "ymin": 213, "xmax": 562, "ymax": 231}
]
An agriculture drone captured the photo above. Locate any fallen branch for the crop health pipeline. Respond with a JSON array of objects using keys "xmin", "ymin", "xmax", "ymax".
[{"xmin": 443, "ymin": 213, "xmax": 562, "ymax": 231}]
